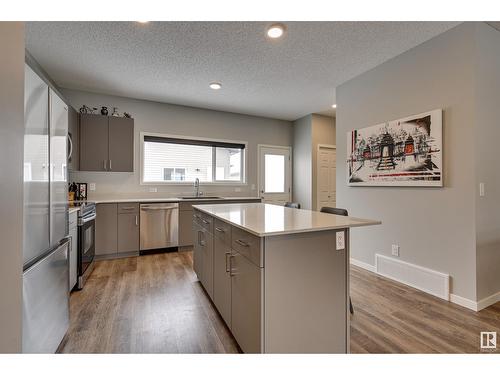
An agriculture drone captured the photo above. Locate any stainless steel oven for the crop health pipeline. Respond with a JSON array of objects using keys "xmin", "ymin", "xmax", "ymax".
[{"xmin": 77, "ymin": 202, "xmax": 96, "ymax": 289}]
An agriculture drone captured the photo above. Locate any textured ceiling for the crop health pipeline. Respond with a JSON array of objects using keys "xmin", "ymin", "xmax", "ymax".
[{"xmin": 26, "ymin": 22, "xmax": 459, "ymax": 121}]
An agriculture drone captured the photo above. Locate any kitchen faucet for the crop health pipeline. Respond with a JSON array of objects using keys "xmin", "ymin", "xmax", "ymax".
[{"xmin": 194, "ymin": 178, "xmax": 200, "ymax": 197}]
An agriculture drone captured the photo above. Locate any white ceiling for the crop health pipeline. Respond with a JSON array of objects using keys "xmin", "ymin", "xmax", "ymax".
[{"xmin": 26, "ymin": 22, "xmax": 459, "ymax": 121}]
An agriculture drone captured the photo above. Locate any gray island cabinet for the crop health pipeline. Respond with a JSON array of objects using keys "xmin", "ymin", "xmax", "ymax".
[{"xmin": 192, "ymin": 202, "xmax": 380, "ymax": 353}]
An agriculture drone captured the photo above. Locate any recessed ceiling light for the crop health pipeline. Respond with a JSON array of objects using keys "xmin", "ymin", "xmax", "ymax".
[
  {"xmin": 209, "ymin": 82, "xmax": 222, "ymax": 90},
  {"xmin": 332, "ymin": 104, "xmax": 337, "ymax": 109},
  {"xmin": 267, "ymin": 23, "xmax": 286, "ymax": 39}
]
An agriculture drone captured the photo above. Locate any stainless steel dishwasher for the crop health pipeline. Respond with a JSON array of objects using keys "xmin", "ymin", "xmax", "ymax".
[{"xmin": 140, "ymin": 203, "xmax": 179, "ymax": 250}]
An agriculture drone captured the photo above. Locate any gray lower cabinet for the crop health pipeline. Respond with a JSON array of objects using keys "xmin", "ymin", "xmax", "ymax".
[
  {"xmin": 200, "ymin": 230, "xmax": 214, "ymax": 299},
  {"xmin": 117, "ymin": 213, "xmax": 139, "ymax": 253},
  {"xmin": 193, "ymin": 207, "xmax": 263, "ymax": 353},
  {"xmin": 192, "ymin": 221, "xmax": 203, "ymax": 279},
  {"xmin": 230, "ymin": 250, "xmax": 262, "ymax": 353},
  {"xmin": 96, "ymin": 203, "xmax": 140, "ymax": 257},
  {"xmin": 179, "ymin": 209, "xmax": 194, "ymax": 247},
  {"xmin": 213, "ymin": 236, "xmax": 232, "ymax": 327},
  {"xmin": 95, "ymin": 203, "xmax": 118, "ymax": 255}
]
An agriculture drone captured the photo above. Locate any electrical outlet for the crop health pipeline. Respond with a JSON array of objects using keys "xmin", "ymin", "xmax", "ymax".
[
  {"xmin": 391, "ymin": 244, "xmax": 400, "ymax": 257},
  {"xmin": 336, "ymin": 231, "xmax": 345, "ymax": 250},
  {"xmin": 149, "ymin": 187, "xmax": 158, "ymax": 193},
  {"xmin": 89, "ymin": 183, "xmax": 96, "ymax": 191}
]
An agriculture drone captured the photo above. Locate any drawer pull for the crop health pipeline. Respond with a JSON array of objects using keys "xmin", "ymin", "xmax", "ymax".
[
  {"xmin": 202, "ymin": 219, "xmax": 210, "ymax": 225},
  {"xmin": 193, "ymin": 214, "xmax": 200, "ymax": 219},
  {"xmin": 215, "ymin": 227, "xmax": 225, "ymax": 233},
  {"xmin": 228, "ymin": 254, "xmax": 235, "ymax": 276},
  {"xmin": 121, "ymin": 206, "xmax": 136, "ymax": 210},
  {"xmin": 235, "ymin": 239, "xmax": 249, "ymax": 247},
  {"xmin": 225, "ymin": 252, "xmax": 231, "ymax": 272}
]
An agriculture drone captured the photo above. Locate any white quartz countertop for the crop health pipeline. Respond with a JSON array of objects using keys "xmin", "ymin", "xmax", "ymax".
[
  {"xmin": 193, "ymin": 203, "xmax": 381, "ymax": 237},
  {"xmin": 89, "ymin": 196, "xmax": 261, "ymax": 204}
]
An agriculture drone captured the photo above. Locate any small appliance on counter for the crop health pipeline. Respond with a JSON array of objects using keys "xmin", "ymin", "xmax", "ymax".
[{"xmin": 69, "ymin": 182, "xmax": 88, "ymax": 203}]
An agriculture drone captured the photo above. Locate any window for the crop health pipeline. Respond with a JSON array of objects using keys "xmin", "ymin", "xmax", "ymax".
[{"xmin": 142, "ymin": 134, "xmax": 245, "ymax": 184}]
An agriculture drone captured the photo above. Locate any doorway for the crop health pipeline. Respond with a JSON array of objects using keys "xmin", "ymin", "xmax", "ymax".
[
  {"xmin": 316, "ymin": 145, "xmax": 336, "ymax": 210},
  {"xmin": 258, "ymin": 145, "xmax": 291, "ymax": 204}
]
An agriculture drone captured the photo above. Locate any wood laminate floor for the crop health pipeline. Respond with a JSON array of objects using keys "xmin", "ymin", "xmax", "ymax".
[{"xmin": 58, "ymin": 251, "xmax": 500, "ymax": 354}]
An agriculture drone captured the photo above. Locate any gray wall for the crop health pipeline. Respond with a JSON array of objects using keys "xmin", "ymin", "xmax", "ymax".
[
  {"xmin": 0, "ymin": 22, "xmax": 24, "ymax": 353},
  {"xmin": 292, "ymin": 115, "xmax": 313, "ymax": 209},
  {"xmin": 336, "ymin": 23, "xmax": 478, "ymax": 300},
  {"xmin": 474, "ymin": 23, "xmax": 500, "ymax": 301},
  {"xmin": 63, "ymin": 89, "xmax": 293, "ymax": 199},
  {"xmin": 311, "ymin": 114, "xmax": 336, "ymax": 210}
]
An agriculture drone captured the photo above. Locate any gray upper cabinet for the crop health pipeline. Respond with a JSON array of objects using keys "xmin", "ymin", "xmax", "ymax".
[
  {"xmin": 80, "ymin": 114, "xmax": 109, "ymax": 171},
  {"xmin": 108, "ymin": 116, "xmax": 134, "ymax": 172},
  {"xmin": 79, "ymin": 114, "xmax": 134, "ymax": 172}
]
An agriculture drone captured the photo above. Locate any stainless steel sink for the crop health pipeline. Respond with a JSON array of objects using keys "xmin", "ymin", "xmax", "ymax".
[{"xmin": 178, "ymin": 196, "xmax": 223, "ymax": 200}]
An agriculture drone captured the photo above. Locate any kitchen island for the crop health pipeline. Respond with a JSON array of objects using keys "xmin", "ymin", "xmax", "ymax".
[{"xmin": 192, "ymin": 202, "xmax": 380, "ymax": 353}]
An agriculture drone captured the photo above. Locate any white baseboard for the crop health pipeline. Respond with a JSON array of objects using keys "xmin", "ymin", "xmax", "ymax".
[
  {"xmin": 477, "ymin": 291, "xmax": 500, "ymax": 311},
  {"xmin": 375, "ymin": 254, "xmax": 450, "ymax": 300},
  {"xmin": 450, "ymin": 294, "xmax": 478, "ymax": 311},
  {"xmin": 352, "ymin": 255, "xmax": 500, "ymax": 312},
  {"xmin": 350, "ymin": 258, "xmax": 376, "ymax": 273}
]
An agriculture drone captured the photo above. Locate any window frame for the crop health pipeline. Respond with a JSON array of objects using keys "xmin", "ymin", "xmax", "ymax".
[{"xmin": 140, "ymin": 132, "xmax": 247, "ymax": 185}]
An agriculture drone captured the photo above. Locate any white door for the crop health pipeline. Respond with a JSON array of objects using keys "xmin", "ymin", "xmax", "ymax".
[
  {"xmin": 317, "ymin": 146, "xmax": 336, "ymax": 210},
  {"xmin": 258, "ymin": 145, "xmax": 291, "ymax": 205}
]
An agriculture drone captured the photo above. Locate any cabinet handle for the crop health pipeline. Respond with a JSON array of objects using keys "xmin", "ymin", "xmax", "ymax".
[
  {"xmin": 235, "ymin": 239, "xmax": 249, "ymax": 247},
  {"xmin": 228, "ymin": 254, "xmax": 235, "ymax": 277},
  {"xmin": 109, "ymin": 159, "xmax": 112, "ymax": 170},
  {"xmin": 121, "ymin": 206, "xmax": 136, "ymax": 210},
  {"xmin": 225, "ymin": 252, "xmax": 231, "ymax": 272},
  {"xmin": 103, "ymin": 160, "xmax": 107, "ymax": 170},
  {"xmin": 198, "ymin": 231, "xmax": 205, "ymax": 246},
  {"xmin": 193, "ymin": 214, "xmax": 200, "ymax": 219},
  {"xmin": 215, "ymin": 227, "xmax": 225, "ymax": 233},
  {"xmin": 135, "ymin": 215, "xmax": 138, "ymax": 226},
  {"xmin": 202, "ymin": 219, "xmax": 210, "ymax": 225}
]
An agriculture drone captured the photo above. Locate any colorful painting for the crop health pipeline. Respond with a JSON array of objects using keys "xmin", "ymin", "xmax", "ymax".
[{"xmin": 347, "ymin": 109, "xmax": 443, "ymax": 187}]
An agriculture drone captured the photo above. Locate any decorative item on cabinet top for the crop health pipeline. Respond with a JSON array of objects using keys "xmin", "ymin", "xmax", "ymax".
[{"xmin": 79, "ymin": 104, "xmax": 133, "ymax": 118}]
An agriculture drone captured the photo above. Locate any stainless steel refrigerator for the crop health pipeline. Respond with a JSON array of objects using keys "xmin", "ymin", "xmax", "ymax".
[{"xmin": 22, "ymin": 64, "xmax": 70, "ymax": 353}]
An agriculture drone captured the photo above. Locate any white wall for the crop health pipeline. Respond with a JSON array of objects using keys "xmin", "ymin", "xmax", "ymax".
[
  {"xmin": 292, "ymin": 115, "xmax": 313, "ymax": 209},
  {"xmin": 63, "ymin": 89, "xmax": 293, "ymax": 199},
  {"xmin": 474, "ymin": 23, "xmax": 500, "ymax": 301},
  {"xmin": 0, "ymin": 22, "xmax": 24, "ymax": 353},
  {"xmin": 336, "ymin": 23, "xmax": 478, "ymax": 301}
]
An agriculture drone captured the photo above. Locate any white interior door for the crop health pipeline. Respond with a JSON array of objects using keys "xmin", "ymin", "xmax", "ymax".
[
  {"xmin": 317, "ymin": 146, "xmax": 336, "ymax": 210},
  {"xmin": 258, "ymin": 145, "xmax": 291, "ymax": 205}
]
